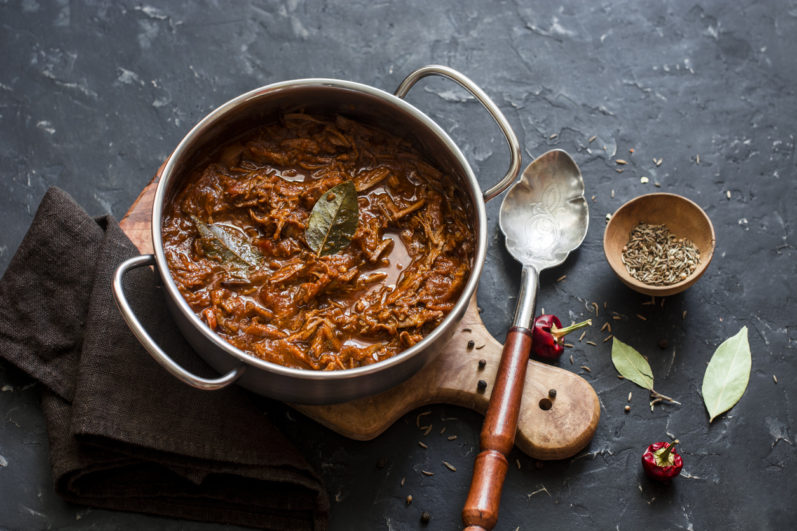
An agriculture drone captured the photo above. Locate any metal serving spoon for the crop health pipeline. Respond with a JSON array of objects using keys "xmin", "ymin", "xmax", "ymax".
[{"xmin": 462, "ymin": 149, "xmax": 588, "ymax": 530}]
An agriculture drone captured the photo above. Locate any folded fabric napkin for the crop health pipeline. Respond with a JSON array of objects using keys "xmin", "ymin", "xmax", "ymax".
[{"xmin": 0, "ymin": 187, "xmax": 328, "ymax": 530}]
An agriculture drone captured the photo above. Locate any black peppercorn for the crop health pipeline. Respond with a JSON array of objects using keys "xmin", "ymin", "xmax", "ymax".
[
  {"xmin": 478, "ymin": 359, "xmax": 486, "ymax": 370},
  {"xmin": 548, "ymin": 389, "xmax": 557, "ymax": 399},
  {"xmin": 467, "ymin": 339, "xmax": 475, "ymax": 350},
  {"xmin": 477, "ymin": 379, "xmax": 487, "ymax": 393},
  {"xmin": 658, "ymin": 338, "xmax": 669, "ymax": 349},
  {"xmin": 421, "ymin": 511, "xmax": 431, "ymax": 524}
]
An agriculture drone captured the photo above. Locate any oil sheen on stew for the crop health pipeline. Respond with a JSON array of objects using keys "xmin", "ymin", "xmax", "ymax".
[{"xmin": 162, "ymin": 113, "xmax": 474, "ymax": 370}]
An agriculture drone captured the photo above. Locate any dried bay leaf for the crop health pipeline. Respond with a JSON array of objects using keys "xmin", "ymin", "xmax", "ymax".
[
  {"xmin": 611, "ymin": 337, "xmax": 654, "ymax": 390},
  {"xmin": 306, "ymin": 181, "xmax": 358, "ymax": 256},
  {"xmin": 702, "ymin": 326, "xmax": 751, "ymax": 423},
  {"xmin": 191, "ymin": 215, "xmax": 261, "ymax": 270}
]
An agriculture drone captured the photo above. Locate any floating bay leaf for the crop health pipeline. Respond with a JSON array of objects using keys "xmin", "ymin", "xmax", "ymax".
[
  {"xmin": 306, "ymin": 181, "xmax": 359, "ymax": 257},
  {"xmin": 611, "ymin": 337, "xmax": 654, "ymax": 390},
  {"xmin": 191, "ymin": 215, "xmax": 261, "ymax": 269},
  {"xmin": 702, "ymin": 326, "xmax": 751, "ymax": 423}
]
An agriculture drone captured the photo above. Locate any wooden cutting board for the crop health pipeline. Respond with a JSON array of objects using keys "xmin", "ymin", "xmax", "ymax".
[{"xmin": 120, "ymin": 173, "xmax": 600, "ymax": 460}]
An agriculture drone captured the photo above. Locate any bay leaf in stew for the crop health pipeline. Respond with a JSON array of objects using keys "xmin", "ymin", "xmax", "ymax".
[
  {"xmin": 306, "ymin": 180, "xmax": 359, "ymax": 256},
  {"xmin": 191, "ymin": 215, "xmax": 261, "ymax": 274}
]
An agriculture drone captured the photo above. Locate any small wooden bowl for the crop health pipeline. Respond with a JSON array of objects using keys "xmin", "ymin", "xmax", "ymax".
[{"xmin": 603, "ymin": 193, "xmax": 715, "ymax": 296}]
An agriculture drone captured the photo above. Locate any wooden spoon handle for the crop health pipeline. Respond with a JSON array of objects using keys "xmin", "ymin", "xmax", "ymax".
[{"xmin": 462, "ymin": 326, "xmax": 532, "ymax": 529}]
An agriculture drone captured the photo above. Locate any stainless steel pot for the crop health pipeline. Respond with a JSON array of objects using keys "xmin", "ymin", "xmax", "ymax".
[{"xmin": 112, "ymin": 65, "xmax": 520, "ymax": 404}]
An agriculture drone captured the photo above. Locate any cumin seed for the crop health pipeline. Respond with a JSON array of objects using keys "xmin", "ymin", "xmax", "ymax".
[{"xmin": 442, "ymin": 461, "xmax": 457, "ymax": 472}]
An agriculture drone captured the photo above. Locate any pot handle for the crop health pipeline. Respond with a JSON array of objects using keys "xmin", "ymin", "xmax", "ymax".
[
  {"xmin": 395, "ymin": 65, "xmax": 521, "ymax": 202},
  {"xmin": 112, "ymin": 254, "xmax": 245, "ymax": 391}
]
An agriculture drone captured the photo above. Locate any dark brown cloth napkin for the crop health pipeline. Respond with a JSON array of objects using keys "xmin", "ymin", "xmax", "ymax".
[{"xmin": 0, "ymin": 187, "xmax": 329, "ymax": 530}]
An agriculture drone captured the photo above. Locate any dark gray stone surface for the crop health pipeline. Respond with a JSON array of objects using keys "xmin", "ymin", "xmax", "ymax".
[{"xmin": 1, "ymin": 1, "xmax": 795, "ymax": 529}]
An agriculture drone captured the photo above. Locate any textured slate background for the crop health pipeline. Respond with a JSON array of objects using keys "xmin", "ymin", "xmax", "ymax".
[{"xmin": 1, "ymin": 1, "xmax": 795, "ymax": 529}]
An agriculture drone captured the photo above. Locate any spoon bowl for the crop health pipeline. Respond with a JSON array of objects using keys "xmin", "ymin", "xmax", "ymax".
[{"xmin": 500, "ymin": 149, "xmax": 589, "ymax": 271}]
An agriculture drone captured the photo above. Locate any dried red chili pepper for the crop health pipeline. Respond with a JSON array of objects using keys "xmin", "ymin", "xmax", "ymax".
[
  {"xmin": 641, "ymin": 440, "xmax": 683, "ymax": 482},
  {"xmin": 531, "ymin": 315, "xmax": 592, "ymax": 361}
]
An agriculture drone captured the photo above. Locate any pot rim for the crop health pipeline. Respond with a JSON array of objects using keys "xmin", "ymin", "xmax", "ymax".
[{"xmin": 151, "ymin": 77, "xmax": 488, "ymax": 382}]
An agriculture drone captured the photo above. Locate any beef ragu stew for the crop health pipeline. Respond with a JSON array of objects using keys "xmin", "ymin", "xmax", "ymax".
[{"xmin": 162, "ymin": 113, "xmax": 475, "ymax": 371}]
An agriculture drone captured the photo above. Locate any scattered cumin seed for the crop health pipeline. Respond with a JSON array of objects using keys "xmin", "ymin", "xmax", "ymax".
[
  {"xmin": 462, "ymin": 327, "xmax": 472, "ymax": 333},
  {"xmin": 586, "ymin": 340, "xmax": 597, "ymax": 346},
  {"xmin": 624, "ymin": 405, "xmax": 631, "ymax": 413},
  {"xmin": 636, "ymin": 314, "xmax": 647, "ymax": 321},
  {"xmin": 655, "ymin": 158, "xmax": 663, "ymax": 167},
  {"xmin": 616, "ymin": 168, "xmax": 624, "ymax": 173},
  {"xmin": 421, "ymin": 470, "xmax": 434, "ymax": 476},
  {"xmin": 773, "ymin": 375, "xmax": 778, "ymax": 384},
  {"xmin": 442, "ymin": 461, "xmax": 457, "ymax": 472},
  {"xmin": 612, "ymin": 315, "xmax": 622, "ymax": 320},
  {"xmin": 569, "ymin": 354, "xmax": 574, "ymax": 365},
  {"xmin": 682, "ymin": 310, "xmax": 688, "ymax": 320},
  {"xmin": 578, "ymin": 331, "xmax": 586, "ymax": 342},
  {"xmin": 556, "ymin": 274, "xmax": 567, "ymax": 282},
  {"xmin": 564, "ymin": 342, "xmax": 574, "ymax": 348},
  {"xmin": 616, "ymin": 159, "xmax": 628, "ymax": 165},
  {"xmin": 418, "ymin": 441, "xmax": 428, "ymax": 449},
  {"xmin": 654, "ymin": 182, "xmax": 661, "ymax": 187},
  {"xmin": 550, "ymin": 133, "xmax": 558, "ymax": 139},
  {"xmin": 611, "ymin": 189, "xmax": 615, "ymax": 198},
  {"xmin": 421, "ymin": 512, "xmax": 431, "ymax": 524},
  {"xmin": 401, "ymin": 476, "xmax": 406, "ymax": 487},
  {"xmin": 416, "ymin": 411, "xmax": 431, "ymax": 428},
  {"xmin": 448, "ymin": 435, "xmax": 458, "ymax": 441},
  {"xmin": 440, "ymin": 426, "xmax": 446, "ymax": 434},
  {"xmin": 726, "ymin": 190, "xmax": 731, "ymax": 200},
  {"xmin": 628, "ymin": 392, "xmax": 632, "ymax": 402},
  {"xmin": 588, "ymin": 135, "xmax": 597, "ymax": 143},
  {"xmin": 600, "ymin": 322, "xmax": 609, "ymax": 332},
  {"xmin": 580, "ymin": 365, "xmax": 591, "ymax": 372},
  {"xmin": 406, "ymin": 494, "xmax": 413, "ymax": 505},
  {"xmin": 423, "ymin": 425, "xmax": 433, "ymax": 436},
  {"xmin": 640, "ymin": 176, "xmax": 649, "ymax": 184},
  {"xmin": 516, "ymin": 458, "xmax": 522, "ymax": 470},
  {"xmin": 617, "ymin": 374, "xmax": 625, "ymax": 379},
  {"xmin": 603, "ymin": 334, "xmax": 613, "ymax": 342},
  {"xmin": 591, "ymin": 302, "xmax": 599, "ymax": 316},
  {"xmin": 476, "ymin": 344, "xmax": 485, "ymax": 350},
  {"xmin": 696, "ymin": 153, "xmax": 701, "ymax": 164}
]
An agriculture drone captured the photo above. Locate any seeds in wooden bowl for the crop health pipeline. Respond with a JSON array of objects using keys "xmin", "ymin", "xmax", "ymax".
[{"xmin": 621, "ymin": 223, "xmax": 700, "ymax": 286}]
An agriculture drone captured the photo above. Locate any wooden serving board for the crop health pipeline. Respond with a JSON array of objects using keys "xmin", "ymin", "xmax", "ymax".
[{"xmin": 121, "ymin": 173, "xmax": 600, "ymax": 460}]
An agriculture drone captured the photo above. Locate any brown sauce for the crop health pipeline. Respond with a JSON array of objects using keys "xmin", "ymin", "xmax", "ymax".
[{"xmin": 162, "ymin": 113, "xmax": 474, "ymax": 371}]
